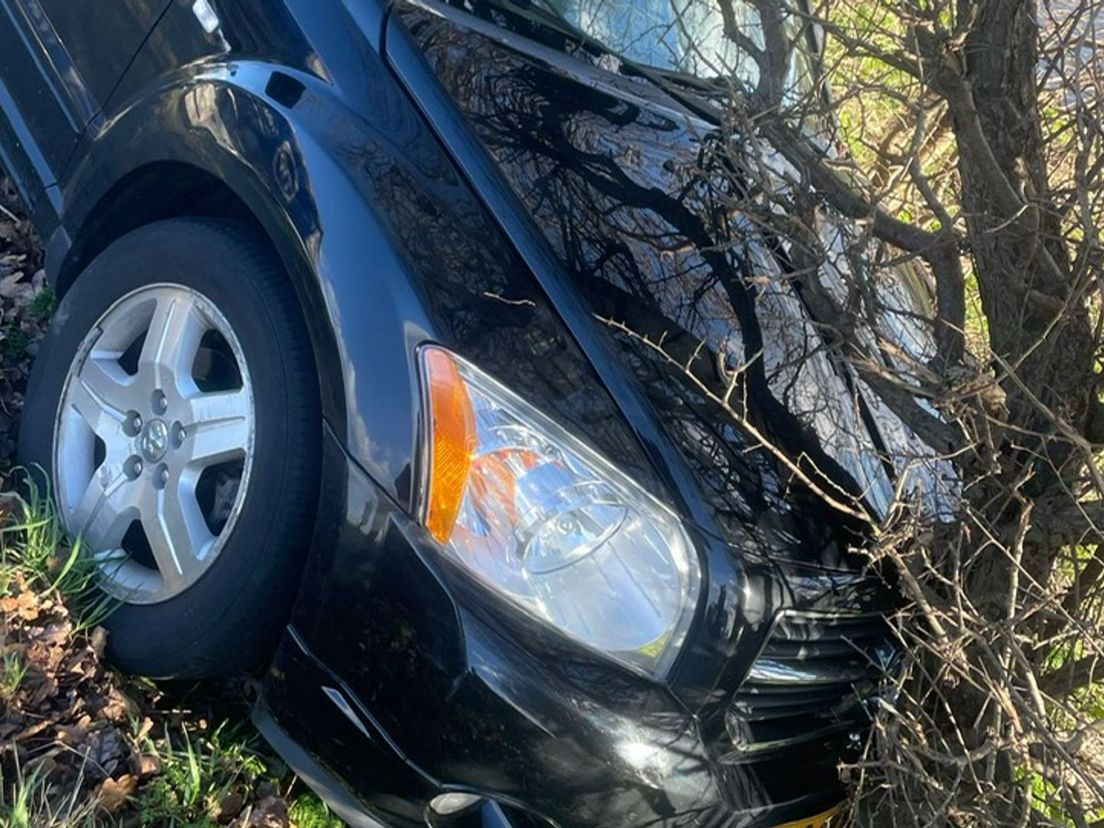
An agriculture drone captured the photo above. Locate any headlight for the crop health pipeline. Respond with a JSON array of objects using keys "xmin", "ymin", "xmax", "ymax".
[{"xmin": 418, "ymin": 346, "xmax": 701, "ymax": 675}]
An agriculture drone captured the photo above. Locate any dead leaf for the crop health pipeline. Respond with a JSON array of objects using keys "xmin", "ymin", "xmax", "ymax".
[
  {"xmin": 136, "ymin": 752, "xmax": 161, "ymax": 778},
  {"xmin": 98, "ymin": 774, "xmax": 137, "ymax": 813},
  {"xmin": 234, "ymin": 796, "xmax": 290, "ymax": 828},
  {"xmin": 0, "ymin": 272, "xmax": 28, "ymax": 299},
  {"xmin": 90, "ymin": 627, "xmax": 108, "ymax": 657},
  {"xmin": 56, "ymin": 722, "xmax": 91, "ymax": 746},
  {"xmin": 26, "ymin": 673, "xmax": 58, "ymax": 706},
  {"xmin": 85, "ymin": 727, "xmax": 127, "ymax": 779},
  {"xmin": 134, "ymin": 716, "xmax": 155, "ymax": 740},
  {"xmin": 0, "ymin": 591, "xmax": 40, "ymax": 622},
  {"xmin": 217, "ymin": 791, "xmax": 245, "ymax": 823},
  {"xmin": 99, "ymin": 686, "xmax": 140, "ymax": 722}
]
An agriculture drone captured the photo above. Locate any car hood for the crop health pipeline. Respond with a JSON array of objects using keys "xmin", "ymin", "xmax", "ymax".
[{"xmin": 394, "ymin": 0, "xmax": 951, "ymax": 567}]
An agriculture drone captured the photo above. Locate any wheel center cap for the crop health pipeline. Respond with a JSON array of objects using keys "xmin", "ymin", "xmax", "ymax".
[{"xmin": 140, "ymin": 419, "xmax": 170, "ymax": 463}]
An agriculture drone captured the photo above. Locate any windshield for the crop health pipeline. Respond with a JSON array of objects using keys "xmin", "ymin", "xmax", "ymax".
[{"xmin": 533, "ymin": 0, "xmax": 815, "ymax": 95}]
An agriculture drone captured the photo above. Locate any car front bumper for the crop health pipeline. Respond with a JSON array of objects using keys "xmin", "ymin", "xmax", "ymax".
[{"xmin": 256, "ymin": 428, "xmax": 885, "ymax": 828}]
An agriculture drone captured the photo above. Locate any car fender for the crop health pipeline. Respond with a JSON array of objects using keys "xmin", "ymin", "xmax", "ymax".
[{"xmin": 55, "ymin": 59, "xmax": 451, "ymax": 510}]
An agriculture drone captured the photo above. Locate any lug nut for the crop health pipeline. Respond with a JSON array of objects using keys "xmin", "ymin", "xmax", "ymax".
[
  {"xmin": 124, "ymin": 411, "xmax": 143, "ymax": 437},
  {"xmin": 125, "ymin": 456, "xmax": 144, "ymax": 480},
  {"xmin": 152, "ymin": 390, "xmax": 168, "ymax": 415}
]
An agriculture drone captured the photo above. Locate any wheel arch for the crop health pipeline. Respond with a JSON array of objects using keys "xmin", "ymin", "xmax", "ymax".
[
  {"xmin": 53, "ymin": 161, "xmax": 265, "ymax": 298},
  {"xmin": 52, "ymin": 66, "xmax": 437, "ymax": 508},
  {"xmin": 56, "ymin": 146, "xmax": 352, "ymax": 442}
]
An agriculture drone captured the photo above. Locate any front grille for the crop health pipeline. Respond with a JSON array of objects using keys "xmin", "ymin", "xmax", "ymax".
[{"xmin": 722, "ymin": 612, "xmax": 897, "ymax": 762}]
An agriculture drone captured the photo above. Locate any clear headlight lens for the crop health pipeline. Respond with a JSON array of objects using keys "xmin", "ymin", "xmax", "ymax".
[{"xmin": 418, "ymin": 346, "xmax": 700, "ymax": 675}]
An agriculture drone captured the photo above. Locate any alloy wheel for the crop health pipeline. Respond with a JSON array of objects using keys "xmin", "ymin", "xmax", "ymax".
[{"xmin": 53, "ymin": 284, "xmax": 255, "ymax": 604}]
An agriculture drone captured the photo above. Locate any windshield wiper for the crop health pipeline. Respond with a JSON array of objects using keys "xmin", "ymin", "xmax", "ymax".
[
  {"xmin": 461, "ymin": 0, "xmax": 729, "ymax": 127},
  {"xmin": 493, "ymin": 0, "xmax": 602, "ymax": 48}
]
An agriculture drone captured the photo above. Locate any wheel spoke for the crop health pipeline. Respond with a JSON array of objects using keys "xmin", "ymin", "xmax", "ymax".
[
  {"xmin": 71, "ymin": 464, "xmax": 139, "ymax": 551},
  {"xmin": 69, "ymin": 357, "xmax": 132, "ymax": 438},
  {"xmin": 139, "ymin": 293, "xmax": 207, "ymax": 395},
  {"xmin": 181, "ymin": 388, "xmax": 252, "ymax": 466},
  {"xmin": 143, "ymin": 477, "xmax": 215, "ymax": 593}
]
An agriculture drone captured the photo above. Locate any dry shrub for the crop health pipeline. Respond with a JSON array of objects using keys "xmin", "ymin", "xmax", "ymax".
[{"xmin": 613, "ymin": 0, "xmax": 1104, "ymax": 822}]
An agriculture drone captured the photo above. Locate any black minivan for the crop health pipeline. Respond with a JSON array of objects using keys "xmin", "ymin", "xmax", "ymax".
[{"xmin": 2, "ymin": 1, "xmax": 937, "ymax": 826}]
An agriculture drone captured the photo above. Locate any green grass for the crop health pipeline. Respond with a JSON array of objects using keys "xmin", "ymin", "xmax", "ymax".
[
  {"xmin": 0, "ymin": 650, "xmax": 26, "ymax": 703},
  {"xmin": 0, "ymin": 763, "xmax": 99, "ymax": 828},
  {"xmin": 25, "ymin": 287, "xmax": 55, "ymax": 324},
  {"xmin": 1021, "ymin": 766, "xmax": 1104, "ymax": 828},
  {"xmin": 287, "ymin": 792, "xmax": 344, "ymax": 828},
  {"xmin": 1, "ymin": 706, "xmax": 295, "ymax": 828},
  {"xmin": 132, "ymin": 720, "xmax": 275, "ymax": 827},
  {"xmin": 0, "ymin": 480, "xmax": 117, "ymax": 631},
  {"xmin": 0, "ymin": 488, "xmax": 338, "ymax": 827},
  {"xmin": 0, "ymin": 326, "xmax": 28, "ymax": 371}
]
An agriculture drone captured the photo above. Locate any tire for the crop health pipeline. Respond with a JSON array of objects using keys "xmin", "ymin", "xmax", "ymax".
[{"xmin": 20, "ymin": 218, "xmax": 321, "ymax": 678}]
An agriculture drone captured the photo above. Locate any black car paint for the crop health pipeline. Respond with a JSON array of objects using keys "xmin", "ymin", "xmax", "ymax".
[
  {"xmin": 0, "ymin": 0, "xmax": 170, "ymax": 225},
  {"xmin": 0, "ymin": 1, "xmax": 902, "ymax": 825}
]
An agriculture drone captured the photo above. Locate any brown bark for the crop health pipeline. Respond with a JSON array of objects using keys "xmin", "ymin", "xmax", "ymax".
[{"xmin": 955, "ymin": 0, "xmax": 1096, "ymax": 444}]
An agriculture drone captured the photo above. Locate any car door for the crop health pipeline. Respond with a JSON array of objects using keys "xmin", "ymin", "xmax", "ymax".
[{"xmin": 0, "ymin": 0, "xmax": 170, "ymax": 223}]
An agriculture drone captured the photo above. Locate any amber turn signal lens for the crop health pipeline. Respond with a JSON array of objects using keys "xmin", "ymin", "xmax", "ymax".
[{"xmin": 422, "ymin": 348, "xmax": 477, "ymax": 543}]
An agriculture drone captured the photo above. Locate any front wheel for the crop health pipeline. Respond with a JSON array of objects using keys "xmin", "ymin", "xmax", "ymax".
[{"xmin": 20, "ymin": 219, "xmax": 321, "ymax": 678}]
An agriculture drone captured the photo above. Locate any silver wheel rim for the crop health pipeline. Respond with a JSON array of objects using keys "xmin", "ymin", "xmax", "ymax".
[{"xmin": 54, "ymin": 284, "xmax": 255, "ymax": 605}]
